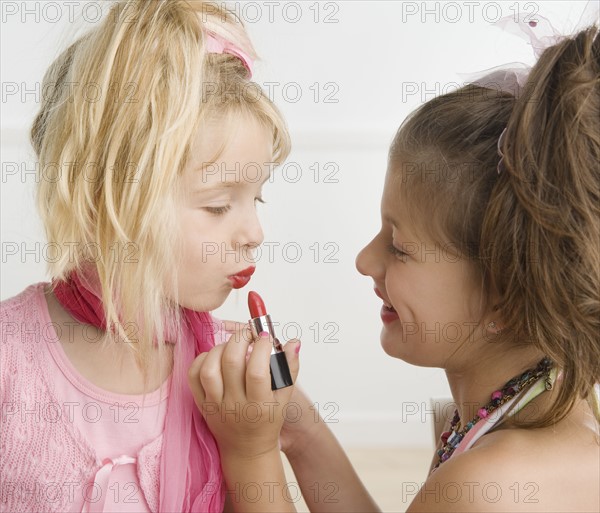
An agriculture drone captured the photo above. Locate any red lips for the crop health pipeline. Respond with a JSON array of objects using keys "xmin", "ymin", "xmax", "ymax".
[{"xmin": 228, "ymin": 266, "xmax": 256, "ymax": 289}]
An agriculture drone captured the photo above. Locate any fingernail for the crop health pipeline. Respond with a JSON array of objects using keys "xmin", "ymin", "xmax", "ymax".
[
  {"xmin": 259, "ymin": 331, "xmax": 269, "ymax": 337},
  {"xmin": 247, "ymin": 344, "xmax": 254, "ymax": 355},
  {"xmin": 295, "ymin": 341, "xmax": 302, "ymax": 354}
]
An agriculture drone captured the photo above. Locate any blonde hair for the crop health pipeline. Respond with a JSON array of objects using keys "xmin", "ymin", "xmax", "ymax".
[
  {"xmin": 390, "ymin": 25, "xmax": 599, "ymax": 429},
  {"xmin": 31, "ymin": 0, "xmax": 291, "ymax": 398}
]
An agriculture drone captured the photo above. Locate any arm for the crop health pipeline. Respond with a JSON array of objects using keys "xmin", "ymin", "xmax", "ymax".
[
  {"xmin": 221, "ymin": 448, "xmax": 294, "ymax": 513},
  {"xmin": 280, "ymin": 386, "xmax": 381, "ymax": 513},
  {"xmin": 188, "ymin": 328, "xmax": 300, "ymax": 513}
]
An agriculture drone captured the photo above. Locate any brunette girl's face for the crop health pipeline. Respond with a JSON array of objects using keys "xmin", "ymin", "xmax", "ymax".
[
  {"xmin": 172, "ymin": 115, "xmax": 272, "ymax": 312},
  {"xmin": 355, "ymin": 166, "xmax": 486, "ymax": 368}
]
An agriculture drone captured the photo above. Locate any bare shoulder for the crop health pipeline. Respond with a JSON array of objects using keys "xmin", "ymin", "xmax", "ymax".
[{"xmin": 407, "ymin": 417, "xmax": 600, "ymax": 512}]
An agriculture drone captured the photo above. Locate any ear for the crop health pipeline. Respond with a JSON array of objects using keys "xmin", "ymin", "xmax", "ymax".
[
  {"xmin": 486, "ymin": 319, "xmax": 504, "ymax": 335},
  {"xmin": 486, "ymin": 285, "xmax": 505, "ymax": 334}
]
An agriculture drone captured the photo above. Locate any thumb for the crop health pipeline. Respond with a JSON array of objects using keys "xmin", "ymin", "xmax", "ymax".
[{"xmin": 282, "ymin": 338, "xmax": 301, "ymax": 382}]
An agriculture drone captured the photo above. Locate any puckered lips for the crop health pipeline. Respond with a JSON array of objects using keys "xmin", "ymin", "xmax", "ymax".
[{"xmin": 228, "ymin": 266, "xmax": 256, "ymax": 289}]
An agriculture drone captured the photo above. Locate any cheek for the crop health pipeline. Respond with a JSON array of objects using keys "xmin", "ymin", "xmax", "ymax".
[
  {"xmin": 384, "ymin": 265, "xmax": 417, "ymax": 319},
  {"xmin": 178, "ymin": 211, "xmax": 225, "ymax": 264},
  {"xmin": 385, "ymin": 265, "xmax": 454, "ymax": 325},
  {"xmin": 180, "ymin": 238, "xmax": 227, "ymax": 275}
]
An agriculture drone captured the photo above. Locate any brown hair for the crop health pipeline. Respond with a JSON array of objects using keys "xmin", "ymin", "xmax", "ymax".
[{"xmin": 390, "ymin": 25, "xmax": 600, "ymax": 428}]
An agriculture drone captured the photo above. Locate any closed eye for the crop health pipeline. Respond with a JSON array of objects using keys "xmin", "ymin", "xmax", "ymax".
[
  {"xmin": 204, "ymin": 205, "xmax": 231, "ymax": 215},
  {"xmin": 387, "ymin": 243, "xmax": 408, "ymax": 260}
]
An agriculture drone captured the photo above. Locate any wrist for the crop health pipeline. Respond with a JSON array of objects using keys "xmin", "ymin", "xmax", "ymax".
[
  {"xmin": 283, "ymin": 416, "xmax": 326, "ymax": 462},
  {"xmin": 219, "ymin": 448, "xmax": 295, "ymax": 513},
  {"xmin": 220, "ymin": 441, "xmax": 280, "ymax": 464}
]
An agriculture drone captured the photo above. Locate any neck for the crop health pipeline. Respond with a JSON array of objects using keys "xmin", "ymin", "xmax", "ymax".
[{"xmin": 444, "ymin": 345, "xmax": 547, "ymax": 424}]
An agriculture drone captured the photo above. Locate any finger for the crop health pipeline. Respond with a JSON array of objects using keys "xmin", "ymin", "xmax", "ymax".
[
  {"xmin": 281, "ymin": 338, "xmax": 301, "ymax": 383},
  {"xmin": 221, "ymin": 326, "xmax": 253, "ymax": 399},
  {"xmin": 198, "ymin": 343, "xmax": 227, "ymax": 404},
  {"xmin": 187, "ymin": 352, "xmax": 209, "ymax": 409},
  {"xmin": 221, "ymin": 319, "xmax": 250, "ymax": 334},
  {"xmin": 245, "ymin": 331, "xmax": 274, "ymax": 403},
  {"xmin": 213, "ymin": 319, "xmax": 249, "ymax": 346}
]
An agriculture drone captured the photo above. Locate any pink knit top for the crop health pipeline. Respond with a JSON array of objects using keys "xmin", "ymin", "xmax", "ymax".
[{"xmin": 0, "ymin": 283, "xmax": 226, "ymax": 513}]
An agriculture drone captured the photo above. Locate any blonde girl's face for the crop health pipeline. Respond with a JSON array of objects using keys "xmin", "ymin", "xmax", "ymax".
[
  {"xmin": 173, "ymin": 115, "xmax": 273, "ymax": 312},
  {"xmin": 355, "ymin": 167, "xmax": 484, "ymax": 367}
]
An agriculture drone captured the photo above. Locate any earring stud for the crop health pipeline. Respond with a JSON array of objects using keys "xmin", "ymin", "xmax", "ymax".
[{"xmin": 487, "ymin": 321, "xmax": 504, "ymax": 336}]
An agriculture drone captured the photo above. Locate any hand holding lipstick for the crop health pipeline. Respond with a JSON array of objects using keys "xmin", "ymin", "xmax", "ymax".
[
  {"xmin": 187, "ymin": 297, "xmax": 300, "ymax": 512},
  {"xmin": 187, "ymin": 292, "xmax": 300, "ymax": 461}
]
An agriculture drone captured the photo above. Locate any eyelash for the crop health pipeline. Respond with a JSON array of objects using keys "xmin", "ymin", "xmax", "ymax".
[
  {"xmin": 204, "ymin": 198, "xmax": 266, "ymax": 216},
  {"xmin": 204, "ymin": 205, "xmax": 232, "ymax": 215},
  {"xmin": 387, "ymin": 243, "xmax": 408, "ymax": 260}
]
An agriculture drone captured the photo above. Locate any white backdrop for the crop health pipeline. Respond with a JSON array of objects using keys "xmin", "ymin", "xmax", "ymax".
[{"xmin": 1, "ymin": 1, "xmax": 591, "ymax": 447}]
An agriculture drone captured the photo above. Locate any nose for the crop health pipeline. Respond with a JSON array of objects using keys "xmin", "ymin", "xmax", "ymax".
[
  {"xmin": 236, "ymin": 205, "xmax": 264, "ymax": 251},
  {"xmin": 355, "ymin": 235, "xmax": 385, "ymax": 281}
]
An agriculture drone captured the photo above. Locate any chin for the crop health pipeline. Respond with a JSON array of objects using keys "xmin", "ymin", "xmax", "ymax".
[
  {"xmin": 380, "ymin": 327, "xmax": 437, "ymax": 367},
  {"xmin": 178, "ymin": 287, "xmax": 230, "ymax": 312},
  {"xmin": 380, "ymin": 325, "xmax": 404, "ymax": 358}
]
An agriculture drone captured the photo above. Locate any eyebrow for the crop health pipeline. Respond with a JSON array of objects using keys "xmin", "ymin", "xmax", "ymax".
[
  {"xmin": 194, "ymin": 182, "xmax": 236, "ymax": 193},
  {"xmin": 383, "ymin": 213, "xmax": 399, "ymax": 228},
  {"xmin": 193, "ymin": 173, "xmax": 271, "ymax": 194},
  {"xmin": 383, "ymin": 213, "xmax": 410, "ymax": 241}
]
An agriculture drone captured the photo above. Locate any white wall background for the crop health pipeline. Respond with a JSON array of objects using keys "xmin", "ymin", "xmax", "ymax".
[{"xmin": 1, "ymin": 1, "xmax": 592, "ymax": 448}]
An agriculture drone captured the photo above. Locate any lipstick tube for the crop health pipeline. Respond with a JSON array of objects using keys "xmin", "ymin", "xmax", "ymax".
[{"xmin": 248, "ymin": 291, "xmax": 293, "ymax": 390}]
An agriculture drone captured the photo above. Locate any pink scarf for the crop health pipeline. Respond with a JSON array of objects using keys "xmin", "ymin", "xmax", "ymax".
[{"xmin": 52, "ymin": 267, "xmax": 225, "ymax": 512}]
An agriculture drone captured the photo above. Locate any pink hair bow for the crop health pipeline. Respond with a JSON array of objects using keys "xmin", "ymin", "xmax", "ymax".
[
  {"xmin": 205, "ymin": 30, "xmax": 254, "ymax": 78},
  {"xmin": 494, "ymin": 13, "xmax": 566, "ymax": 60},
  {"xmin": 458, "ymin": 1, "xmax": 599, "ymax": 175},
  {"xmin": 459, "ymin": 0, "xmax": 599, "ymax": 91}
]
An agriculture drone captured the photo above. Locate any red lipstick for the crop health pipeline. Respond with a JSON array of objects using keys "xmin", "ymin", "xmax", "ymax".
[
  {"xmin": 248, "ymin": 291, "xmax": 267, "ymax": 318},
  {"xmin": 247, "ymin": 291, "xmax": 293, "ymax": 390},
  {"xmin": 228, "ymin": 266, "xmax": 255, "ymax": 289}
]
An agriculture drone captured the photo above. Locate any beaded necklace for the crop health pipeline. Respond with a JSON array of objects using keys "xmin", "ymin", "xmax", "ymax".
[{"xmin": 433, "ymin": 357, "xmax": 553, "ymax": 472}]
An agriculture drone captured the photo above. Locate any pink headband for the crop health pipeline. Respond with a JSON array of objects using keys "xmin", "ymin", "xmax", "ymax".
[{"xmin": 205, "ymin": 31, "xmax": 254, "ymax": 78}]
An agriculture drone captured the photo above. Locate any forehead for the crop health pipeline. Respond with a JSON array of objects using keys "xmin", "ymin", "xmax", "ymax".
[
  {"xmin": 381, "ymin": 166, "xmax": 433, "ymax": 244},
  {"xmin": 185, "ymin": 115, "xmax": 273, "ymax": 186},
  {"xmin": 190, "ymin": 115, "xmax": 272, "ymax": 165},
  {"xmin": 381, "ymin": 168, "xmax": 407, "ymax": 227},
  {"xmin": 382, "ymin": 167, "xmax": 400, "ymax": 204}
]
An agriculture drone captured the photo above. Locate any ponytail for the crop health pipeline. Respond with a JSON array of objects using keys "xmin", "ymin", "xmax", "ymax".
[{"xmin": 482, "ymin": 25, "xmax": 600, "ymax": 427}]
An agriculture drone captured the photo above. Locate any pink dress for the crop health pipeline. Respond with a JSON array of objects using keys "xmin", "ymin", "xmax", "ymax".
[{"xmin": 0, "ymin": 283, "xmax": 226, "ymax": 512}]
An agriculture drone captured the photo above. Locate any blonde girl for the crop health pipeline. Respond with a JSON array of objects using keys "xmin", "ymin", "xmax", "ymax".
[{"xmin": 1, "ymin": 1, "xmax": 299, "ymax": 512}]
